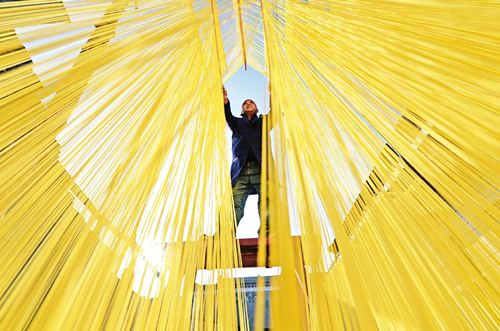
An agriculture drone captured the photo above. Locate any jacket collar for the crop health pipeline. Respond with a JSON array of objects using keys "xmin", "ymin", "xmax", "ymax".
[{"xmin": 242, "ymin": 114, "xmax": 260, "ymax": 125}]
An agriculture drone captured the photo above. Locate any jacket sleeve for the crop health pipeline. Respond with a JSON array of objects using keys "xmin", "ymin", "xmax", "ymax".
[{"xmin": 224, "ymin": 100, "xmax": 238, "ymax": 129}]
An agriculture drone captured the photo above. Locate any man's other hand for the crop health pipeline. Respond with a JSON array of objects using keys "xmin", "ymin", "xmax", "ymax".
[{"xmin": 223, "ymin": 85, "xmax": 228, "ymax": 105}]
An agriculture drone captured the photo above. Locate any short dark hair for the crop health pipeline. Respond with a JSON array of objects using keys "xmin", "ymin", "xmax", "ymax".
[{"xmin": 241, "ymin": 99, "xmax": 254, "ymax": 107}]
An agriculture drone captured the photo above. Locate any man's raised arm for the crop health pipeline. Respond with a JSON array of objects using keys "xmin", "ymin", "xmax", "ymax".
[{"xmin": 223, "ymin": 85, "xmax": 237, "ymax": 128}]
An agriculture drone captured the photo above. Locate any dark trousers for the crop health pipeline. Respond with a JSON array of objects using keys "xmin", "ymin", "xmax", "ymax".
[{"xmin": 232, "ymin": 160, "xmax": 275, "ymax": 236}]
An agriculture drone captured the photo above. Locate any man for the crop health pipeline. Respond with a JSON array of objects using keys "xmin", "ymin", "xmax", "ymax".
[{"xmin": 223, "ymin": 85, "xmax": 275, "ymax": 237}]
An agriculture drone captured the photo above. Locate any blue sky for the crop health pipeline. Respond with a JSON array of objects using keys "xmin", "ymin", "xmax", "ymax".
[{"xmin": 224, "ymin": 65, "xmax": 270, "ymax": 117}]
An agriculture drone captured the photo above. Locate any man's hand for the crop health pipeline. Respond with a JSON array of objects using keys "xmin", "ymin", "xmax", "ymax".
[{"xmin": 223, "ymin": 85, "xmax": 228, "ymax": 105}]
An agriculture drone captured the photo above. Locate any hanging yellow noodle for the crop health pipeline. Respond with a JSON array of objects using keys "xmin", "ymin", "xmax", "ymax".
[{"xmin": 1, "ymin": 0, "xmax": 499, "ymax": 330}]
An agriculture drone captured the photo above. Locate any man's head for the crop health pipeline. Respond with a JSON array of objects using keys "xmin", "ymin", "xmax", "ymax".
[{"xmin": 241, "ymin": 99, "xmax": 259, "ymax": 118}]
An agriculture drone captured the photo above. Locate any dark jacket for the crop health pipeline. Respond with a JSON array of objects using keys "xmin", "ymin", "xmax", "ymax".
[{"xmin": 224, "ymin": 100, "xmax": 274, "ymax": 186}]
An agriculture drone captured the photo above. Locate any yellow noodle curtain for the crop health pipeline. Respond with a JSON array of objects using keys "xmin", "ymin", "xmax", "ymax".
[{"xmin": 1, "ymin": 0, "xmax": 500, "ymax": 330}]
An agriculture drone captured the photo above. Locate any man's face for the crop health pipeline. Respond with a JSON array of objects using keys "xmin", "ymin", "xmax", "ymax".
[{"xmin": 242, "ymin": 99, "xmax": 258, "ymax": 117}]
